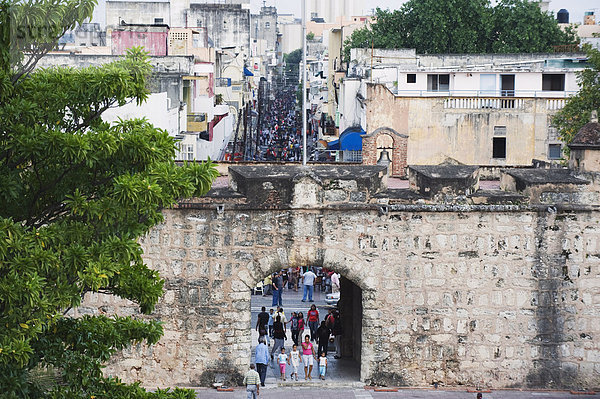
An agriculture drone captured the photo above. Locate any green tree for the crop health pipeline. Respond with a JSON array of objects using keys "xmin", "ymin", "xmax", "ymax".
[
  {"xmin": 553, "ymin": 46, "xmax": 600, "ymax": 147},
  {"xmin": 343, "ymin": 0, "xmax": 576, "ymax": 62},
  {"xmin": 283, "ymin": 48, "xmax": 302, "ymax": 84},
  {"xmin": 489, "ymin": 0, "xmax": 575, "ymax": 53},
  {"xmin": 0, "ymin": 0, "xmax": 217, "ymax": 397}
]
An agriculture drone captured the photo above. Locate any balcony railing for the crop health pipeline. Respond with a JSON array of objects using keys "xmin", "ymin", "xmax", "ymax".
[
  {"xmin": 392, "ymin": 89, "xmax": 577, "ymax": 98},
  {"xmin": 443, "ymin": 97, "xmax": 569, "ymax": 110},
  {"xmin": 187, "ymin": 113, "xmax": 207, "ymax": 132},
  {"xmin": 444, "ymin": 97, "xmax": 525, "ymax": 110}
]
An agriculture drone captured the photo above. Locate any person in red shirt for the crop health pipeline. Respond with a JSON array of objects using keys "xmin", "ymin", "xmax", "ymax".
[{"xmin": 306, "ymin": 304, "xmax": 319, "ymax": 342}]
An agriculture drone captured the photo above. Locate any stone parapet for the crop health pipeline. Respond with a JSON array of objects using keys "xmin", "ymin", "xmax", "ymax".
[{"xmin": 74, "ymin": 165, "xmax": 600, "ymax": 390}]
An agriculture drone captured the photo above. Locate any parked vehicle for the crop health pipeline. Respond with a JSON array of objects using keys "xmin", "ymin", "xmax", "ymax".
[{"xmin": 325, "ymin": 292, "xmax": 339, "ymax": 306}]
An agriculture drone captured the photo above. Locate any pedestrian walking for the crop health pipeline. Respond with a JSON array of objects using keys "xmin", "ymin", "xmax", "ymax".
[
  {"xmin": 243, "ymin": 364, "xmax": 260, "ymax": 399},
  {"xmin": 277, "ymin": 347, "xmax": 288, "ymax": 380},
  {"xmin": 254, "ymin": 338, "xmax": 269, "ymax": 387},
  {"xmin": 272, "ymin": 271, "xmax": 283, "ymax": 306},
  {"xmin": 290, "ymin": 312, "xmax": 300, "ymax": 346},
  {"xmin": 298, "ymin": 312, "xmax": 305, "ymax": 342},
  {"xmin": 256, "ymin": 306, "xmax": 270, "ymax": 346},
  {"xmin": 268, "ymin": 308, "xmax": 274, "ymax": 342},
  {"xmin": 307, "ymin": 304, "xmax": 319, "ymax": 341},
  {"xmin": 271, "ymin": 315, "xmax": 286, "ymax": 359},
  {"xmin": 332, "ymin": 310, "xmax": 343, "ymax": 359},
  {"xmin": 276, "ymin": 307, "xmax": 287, "ymax": 329},
  {"xmin": 288, "ymin": 267, "xmax": 298, "ymax": 291},
  {"xmin": 301, "ymin": 335, "xmax": 317, "ymax": 380},
  {"xmin": 318, "ymin": 352, "xmax": 328, "ymax": 380},
  {"xmin": 331, "ymin": 272, "xmax": 340, "ymax": 293},
  {"xmin": 317, "ymin": 320, "xmax": 330, "ymax": 357},
  {"xmin": 263, "ymin": 274, "xmax": 272, "ymax": 296},
  {"xmin": 301, "ymin": 267, "xmax": 317, "ymax": 302},
  {"xmin": 289, "ymin": 344, "xmax": 300, "ymax": 381}
]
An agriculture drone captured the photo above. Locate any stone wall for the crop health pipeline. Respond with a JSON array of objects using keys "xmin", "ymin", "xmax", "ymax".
[{"xmin": 77, "ymin": 166, "xmax": 600, "ymax": 389}]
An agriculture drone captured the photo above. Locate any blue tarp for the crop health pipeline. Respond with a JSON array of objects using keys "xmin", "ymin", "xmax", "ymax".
[
  {"xmin": 328, "ymin": 139, "xmax": 340, "ymax": 150},
  {"xmin": 243, "ymin": 67, "xmax": 254, "ymax": 76},
  {"xmin": 326, "ymin": 127, "xmax": 365, "ymax": 151}
]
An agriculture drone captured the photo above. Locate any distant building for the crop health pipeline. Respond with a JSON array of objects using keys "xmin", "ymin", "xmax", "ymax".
[
  {"xmin": 308, "ymin": 0, "xmax": 361, "ymax": 24},
  {"xmin": 558, "ymin": 9, "xmax": 600, "ymax": 50},
  {"xmin": 334, "ymin": 49, "xmax": 589, "ymax": 175},
  {"xmin": 112, "ymin": 24, "xmax": 169, "ymax": 56},
  {"xmin": 251, "ymin": 6, "xmax": 277, "ymax": 52},
  {"xmin": 106, "ymin": 0, "xmax": 251, "ymax": 57}
]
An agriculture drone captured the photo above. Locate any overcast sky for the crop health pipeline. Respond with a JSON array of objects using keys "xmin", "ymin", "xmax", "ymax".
[{"xmin": 255, "ymin": 0, "xmax": 595, "ymax": 24}]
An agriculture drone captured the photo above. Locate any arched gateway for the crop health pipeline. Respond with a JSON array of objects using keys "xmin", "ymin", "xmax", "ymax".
[{"xmin": 79, "ymin": 164, "xmax": 600, "ymax": 390}]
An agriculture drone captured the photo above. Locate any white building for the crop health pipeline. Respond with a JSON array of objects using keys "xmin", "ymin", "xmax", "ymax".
[
  {"xmin": 336, "ymin": 49, "xmax": 588, "ymax": 167},
  {"xmin": 37, "ymin": 53, "xmax": 234, "ymax": 162},
  {"xmin": 309, "ymin": 0, "xmax": 361, "ymax": 23}
]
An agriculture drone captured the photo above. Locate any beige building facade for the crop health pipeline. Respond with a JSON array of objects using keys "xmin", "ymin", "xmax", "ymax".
[{"xmin": 365, "ymin": 83, "xmax": 567, "ymax": 167}]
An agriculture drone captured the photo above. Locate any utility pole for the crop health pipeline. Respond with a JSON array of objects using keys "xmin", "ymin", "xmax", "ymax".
[{"xmin": 302, "ymin": 0, "xmax": 308, "ymax": 166}]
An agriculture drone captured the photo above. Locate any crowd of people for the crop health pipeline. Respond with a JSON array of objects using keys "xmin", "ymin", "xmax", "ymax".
[
  {"xmin": 258, "ymin": 88, "xmax": 302, "ymax": 162},
  {"xmin": 253, "ymin": 303, "xmax": 343, "ymax": 385},
  {"xmin": 263, "ymin": 266, "xmax": 340, "ymax": 307}
]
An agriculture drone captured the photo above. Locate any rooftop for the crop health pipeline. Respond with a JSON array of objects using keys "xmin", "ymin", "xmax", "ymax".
[
  {"xmin": 569, "ymin": 122, "xmax": 600, "ymax": 149},
  {"xmin": 503, "ymin": 169, "xmax": 588, "ymax": 185}
]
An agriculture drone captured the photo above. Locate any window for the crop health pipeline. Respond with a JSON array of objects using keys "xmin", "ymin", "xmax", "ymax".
[
  {"xmin": 548, "ymin": 144, "xmax": 562, "ymax": 159},
  {"xmin": 407, "ymin": 74, "xmax": 416, "ymax": 84},
  {"xmin": 179, "ymin": 144, "xmax": 194, "ymax": 161},
  {"xmin": 196, "ymin": 19, "xmax": 202, "ymax": 27},
  {"xmin": 542, "ymin": 74, "xmax": 565, "ymax": 91},
  {"xmin": 494, "ymin": 126, "xmax": 506, "ymax": 136},
  {"xmin": 493, "ymin": 137, "xmax": 506, "ymax": 159},
  {"xmin": 154, "ymin": 18, "xmax": 164, "ymax": 24},
  {"xmin": 427, "ymin": 74, "xmax": 449, "ymax": 92},
  {"xmin": 265, "ymin": 22, "xmax": 271, "ymax": 29}
]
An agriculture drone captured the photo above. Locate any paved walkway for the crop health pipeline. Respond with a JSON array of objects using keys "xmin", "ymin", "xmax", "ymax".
[
  {"xmin": 250, "ymin": 284, "xmax": 359, "ymax": 386},
  {"xmin": 191, "ymin": 387, "xmax": 599, "ymax": 398}
]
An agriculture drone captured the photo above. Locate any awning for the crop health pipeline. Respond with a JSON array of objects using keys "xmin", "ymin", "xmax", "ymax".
[
  {"xmin": 339, "ymin": 127, "xmax": 365, "ymax": 151},
  {"xmin": 243, "ymin": 67, "xmax": 254, "ymax": 76},
  {"xmin": 328, "ymin": 139, "xmax": 340, "ymax": 150}
]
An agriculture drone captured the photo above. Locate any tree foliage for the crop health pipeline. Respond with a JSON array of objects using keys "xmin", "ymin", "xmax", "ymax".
[
  {"xmin": 283, "ymin": 48, "xmax": 302, "ymax": 84},
  {"xmin": 343, "ymin": 0, "xmax": 577, "ymax": 61},
  {"xmin": 0, "ymin": 0, "xmax": 217, "ymax": 397},
  {"xmin": 553, "ymin": 46, "xmax": 600, "ymax": 146}
]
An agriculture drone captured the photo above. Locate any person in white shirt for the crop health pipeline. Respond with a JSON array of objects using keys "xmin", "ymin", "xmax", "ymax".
[
  {"xmin": 331, "ymin": 272, "xmax": 340, "ymax": 293},
  {"xmin": 301, "ymin": 267, "xmax": 317, "ymax": 302},
  {"xmin": 289, "ymin": 344, "xmax": 300, "ymax": 381}
]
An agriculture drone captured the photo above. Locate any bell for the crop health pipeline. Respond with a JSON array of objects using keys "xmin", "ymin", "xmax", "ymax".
[{"xmin": 377, "ymin": 149, "xmax": 391, "ymax": 166}]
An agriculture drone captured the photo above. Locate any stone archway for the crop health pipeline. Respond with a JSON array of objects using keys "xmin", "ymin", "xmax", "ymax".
[
  {"xmin": 239, "ymin": 246, "xmax": 379, "ymax": 383},
  {"xmin": 361, "ymin": 127, "xmax": 408, "ymax": 177}
]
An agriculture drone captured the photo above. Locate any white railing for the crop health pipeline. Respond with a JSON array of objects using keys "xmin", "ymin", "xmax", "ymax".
[
  {"xmin": 392, "ymin": 89, "xmax": 578, "ymax": 98},
  {"xmin": 444, "ymin": 97, "xmax": 525, "ymax": 110},
  {"xmin": 546, "ymin": 99, "xmax": 567, "ymax": 110}
]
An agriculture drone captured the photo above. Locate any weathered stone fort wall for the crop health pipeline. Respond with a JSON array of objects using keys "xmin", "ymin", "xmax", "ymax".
[{"xmin": 79, "ymin": 165, "xmax": 600, "ymax": 389}]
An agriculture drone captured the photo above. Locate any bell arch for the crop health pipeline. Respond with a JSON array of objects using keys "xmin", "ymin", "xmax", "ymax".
[{"xmin": 361, "ymin": 126, "xmax": 409, "ymax": 177}]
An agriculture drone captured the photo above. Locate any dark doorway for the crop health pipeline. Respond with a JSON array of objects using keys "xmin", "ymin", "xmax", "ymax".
[
  {"xmin": 338, "ymin": 276, "xmax": 363, "ymax": 365},
  {"xmin": 501, "ymin": 74, "xmax": 515, "ymax": 97}
]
